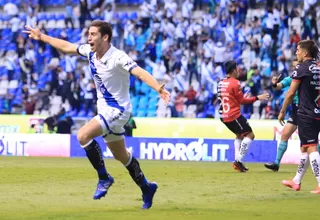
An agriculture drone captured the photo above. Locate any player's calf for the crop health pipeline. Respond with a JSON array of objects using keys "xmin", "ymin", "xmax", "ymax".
[
  {"xmin": 125, "ymin": 155, "xmax": 158, "ymax": 209},
  {"xmin": 108, "ymin": 138, "xmax": 158, "ymax": 209}
]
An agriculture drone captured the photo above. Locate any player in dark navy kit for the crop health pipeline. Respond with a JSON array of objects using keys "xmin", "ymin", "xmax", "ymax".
[{"xmin": 278, "ymin": 40, "xmax": 320, "ymax": 193}]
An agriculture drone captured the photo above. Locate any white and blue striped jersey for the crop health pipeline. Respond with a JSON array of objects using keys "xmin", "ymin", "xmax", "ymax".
[{"xmin": 77, "ymin": 44, "xmax": 137, "ymax": 113}]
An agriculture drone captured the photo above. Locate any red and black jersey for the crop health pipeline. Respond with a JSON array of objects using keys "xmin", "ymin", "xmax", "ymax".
[{"xmin": 218, "ymin": 77, "xmax": 257, "ymax": 122}]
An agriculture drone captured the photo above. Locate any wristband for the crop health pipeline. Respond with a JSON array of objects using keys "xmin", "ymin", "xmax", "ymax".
[
  {"xmin": 255, "ymin": 96, "xmax": 259, "ymax": 101},
  {"xmin": 272, "ymin": 83, "xmax": 277, "ymax": 88}
]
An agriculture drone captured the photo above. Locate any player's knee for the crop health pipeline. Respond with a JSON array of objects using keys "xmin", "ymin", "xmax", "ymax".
[
  {"xmin": 77, "ymin": 130, "xmax": 91, "ymax": 146},
  {"xmin": 246, "ymin": 132, "xmax": 255, "ymax": 140},
  {"xmin": 281, "ymin": 129, "xmax": 292, "ymax": 141},
  {"xmin": 281, "ymin": 133, "xmax": 290, "ymax": 141}
]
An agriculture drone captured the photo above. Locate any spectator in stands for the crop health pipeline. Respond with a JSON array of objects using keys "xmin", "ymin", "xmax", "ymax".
[
  {"xmin": 195, "ymin": 85, "xmax": 209, "ymax": 114},
  {"xmin": 24, "ymin": 96, "xmax": 37, "ymax": 114},
  {"xmin": 309, "ymin": 6, "xmax": 318, "ymax": 41},
  {"xmin": 139, "ymin": 1, "xmax": 152, "ymax": 31},
  {"xmin": 173, "ymin": 68, "xmax": 186, "ymax": 92},
  {"xmin": 65, "ymin": 0, "xmax": 74, "ymax": 29},
  {"xmin": 56, "ymin": 115, "xmax": 74, "ymax": 134},
  {"xmin": 79, "ymin": 0, "xmax": 91, "ymax": 29},
  {"xmin": 83, "ymin": 79, "xmax": 96, "ymax": 115},
  {"xmin": 48, "ymin": 64, "xmax": 60, "ymax": 95},
  {"xmin": 26, "ymin": 11, "xmax": 37, "ymax": 29},
  {"xmin": 5, "ymin": 50, "xmax": 17, "ymax": 81},
  {"xmin": 146, "ymin": 59, "xmax": 166, "ymax": 83},
  {"xmin": 185, "ymin": 85, "xmax": 197, "ymax": 106},
  {"xmin": 181, "ymin": 0, "xmax": 193, "ymax": 20},
  {"xmin": 0, "ymin": 0, "xmax": 319, "ymax": 120},
  {"xmin": 3, "ymin": 0, "xmax": 19, "ymax": 17},
  {"xmin": 9, "ymin": 14, "xmax": 20, "ymax": 43},
  {"xmin": 164, "ymin": 0, "xmax": 178, "ymax": 23},
  {"xmin": 290, "ymin": 29, "xmax": 301, "ymax": 48},
  {"xmin": 174, "ymin": 91, "xmax": 184, "ymax": 118}
]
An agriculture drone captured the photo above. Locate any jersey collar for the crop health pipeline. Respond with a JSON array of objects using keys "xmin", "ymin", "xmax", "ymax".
[{"xmin": 99, "ymin": 43, "xmax": 114, "ymax": 64}]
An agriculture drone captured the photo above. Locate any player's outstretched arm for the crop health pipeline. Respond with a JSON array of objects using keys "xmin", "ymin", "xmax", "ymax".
[
  {"xmin": 23, "ymin": 25, "xmax": 78, "ymax": 55},
  {"xmin": 131, "ymin": 66, "xmax": 170, "ymax": 104}
]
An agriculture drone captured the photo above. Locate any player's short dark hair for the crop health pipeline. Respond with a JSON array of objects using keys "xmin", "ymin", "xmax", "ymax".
[
  {"xmin": 225, "ymin": 60, "xmax": 237, "ymax": 74},
  {"xmin": 298, "ymin": 40, "xmax": 320, "ymax": 60},
  {"xmin": 90, "ymin": 20, "xmax": 113, "ymax": 42}
]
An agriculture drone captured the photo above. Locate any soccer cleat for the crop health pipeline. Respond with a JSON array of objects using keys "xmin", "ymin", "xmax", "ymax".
[
  {"xmin": 311, "ymin": 186, "xmax": 320, "ymax": 194},
  {"xmin": 264, "ymin": 163, "xmax": 279, "ymax": 172},
  {"xmin": 142, "ymin": 182, "xmax": 158, "ymax": 209},
  {"xmin": 93, "ymin": 176, "xmax": 114, "ymax": 200},
  {"xmin": 232, "ymin": 160, "xmax": 247, "ymax": 172},
  {"xmin": 281, "ymin": 179, "xmax": 301, "ymax": 191},
  {"xmin": 243, "ymin": 164, "xmax": 249, "ymax": 171}
]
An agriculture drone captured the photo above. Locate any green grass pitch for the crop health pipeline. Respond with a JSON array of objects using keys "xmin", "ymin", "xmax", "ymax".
[{"xmin": 0, "ymin": 157, "xmax": 319, "ymax": 220}]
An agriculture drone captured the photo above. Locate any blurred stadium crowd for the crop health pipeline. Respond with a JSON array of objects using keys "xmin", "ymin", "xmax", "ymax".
[{"xmin": 0, "ymin": 0, "xmax": 319, "ymax": 119}]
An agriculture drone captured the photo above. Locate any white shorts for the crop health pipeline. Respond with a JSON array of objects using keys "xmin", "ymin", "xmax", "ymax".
[{"xmin": 94, "ymin": 106, "xmax": 130, "ymax": 138}]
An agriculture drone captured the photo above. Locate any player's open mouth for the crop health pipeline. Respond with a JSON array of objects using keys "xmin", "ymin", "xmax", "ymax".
[{"xmin": 90, "ymin": 43, "xmax": 94, "ymax": 47}]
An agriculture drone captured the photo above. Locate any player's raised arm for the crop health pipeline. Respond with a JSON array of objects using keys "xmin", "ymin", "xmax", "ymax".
[
  {"xmin": 131, "ymin": 66, "xmax": 170, "ymax": 104},
  {"xmin": 23, "ymin": 25, "xmax": 78, "ymax": 54},
  {"xmin": 271, "ymin": 74, "xmax": 284, "ymax": 90},
  {"xmin": 234, "ymin": 83, "xmax": 269, "ymax": 104}
]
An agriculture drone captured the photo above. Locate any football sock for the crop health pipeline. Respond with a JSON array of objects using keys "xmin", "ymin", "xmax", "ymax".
[
  {"xmin": 236, "ymin": 137, "xmax": 253, "ymax": 162},
  {"xmin": 274, "ymin": 141, "xmax": 288, "ymax": 165},
  {"xmin": 125, "ymin": 153, "xmax": 149, "ymax": 193},
  {"xmin": 234, "ymin": 139, "xmax": 242, "ymax": 161},
  {"xmin": 309, "ymin": 151, "xmax": 320, "ymax": 187},
  {"xmin": 293, "ymin": 152, "xmax": 309, "ymax": 184},
  {"xmin": 82, "ymin": 139, "xmax": 109, "ymax": 180}
]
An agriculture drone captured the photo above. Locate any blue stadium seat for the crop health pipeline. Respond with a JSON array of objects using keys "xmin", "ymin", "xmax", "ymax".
[
  {"xmin": 132, "ymin": 108, "xmax": 137, "ymax": 117},
  {"xmin": 119, "ymin": 12, "xmax": 128, "ymax": 21},
  {"xmin": 56, "ymin": 13, "xmax": 65, "ymax": 20},
  {"xmin": 48, "ymin": 14, "xmax": 56, "ymax": 21},
  {"xmin": 140, "ymin": 83, "xmax": 150, "ymax": 94},
  {"xmin": 136, "ymin": 109, "xmax": 147, "ymax": 117},
  {"xmin": 129, "ymin": 12, "xmax": 138, "ymax": 20},
  {"xmin": 119, "ymin": 0, "xmax": 128, "ymax": 4},
  {"xmin": 138, "ymin": 96, "xmax": 149, "ymax": 108},
  {"xmin": 134, "ymin": 80, "xmax": 141, "ymax": 92},
  {"xmin": 131, "ymin": 96, "xmax": 139, "ymax": 108},
  {"xmin": 146, "ymin": 110, "xmax": 157, "ymax": 117},
  {"xmin": 148, "ymin": 90, "xmax": 158, "ymax": 98},
  {"xmin": 147, "ymin": 103, "xmax": 157, "ymax": 111}
]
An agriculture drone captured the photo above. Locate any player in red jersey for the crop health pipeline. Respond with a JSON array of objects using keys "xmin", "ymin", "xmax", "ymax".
[{"xmin": 218, "ymin": 61, "xmax": 270, "ymax": 172}]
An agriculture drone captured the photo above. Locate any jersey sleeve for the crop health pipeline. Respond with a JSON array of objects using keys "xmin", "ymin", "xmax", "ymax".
[
  {"xmin": 233, "ymin": 81, "xmax": 257, "ymax": 104},
  {"xmin": 77, "ymin": 44, "xmax": 91, "ymax": 58},
  {"xmin": 115, "ymin": 52, "xmax": 138, "ymax": 73},
  {"xmin": 280, "ymin": 76, "xmax": 292, "ymax": 88},
  {"xmin": 292, "ymin": 64, "xmax": 305, "ymax": 82}
]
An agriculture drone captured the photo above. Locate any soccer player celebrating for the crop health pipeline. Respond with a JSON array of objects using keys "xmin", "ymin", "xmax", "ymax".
[
  {"xmin": 264, "ymin": 61, "xmax": 300, "ymax": 172},
  {"xmin": 24, "ymin": 21, "xmax": 170, "ymax": 208},
  {"xmin": 279, "ymin": 40, "xmax": 320, "ymax": 193},
  {"xmin": 218, "ymin": 61, "xmax": 270, "ymax": 172}
]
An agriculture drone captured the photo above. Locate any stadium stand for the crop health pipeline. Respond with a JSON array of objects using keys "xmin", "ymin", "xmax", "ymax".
[{"xmin": 0, "ymin": 0, "xmax": 319, "ymax": 119}]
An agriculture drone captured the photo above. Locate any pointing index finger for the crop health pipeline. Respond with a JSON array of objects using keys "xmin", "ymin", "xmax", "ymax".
[{"xmin": 277, "ymin": 74, "xmax": 282, "ymax": 80}]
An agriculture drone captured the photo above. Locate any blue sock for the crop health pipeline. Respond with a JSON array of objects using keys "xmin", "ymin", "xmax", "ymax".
[{"xmin": 274, "ymin": 141, "xmax": 288, "ymax": 165}]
